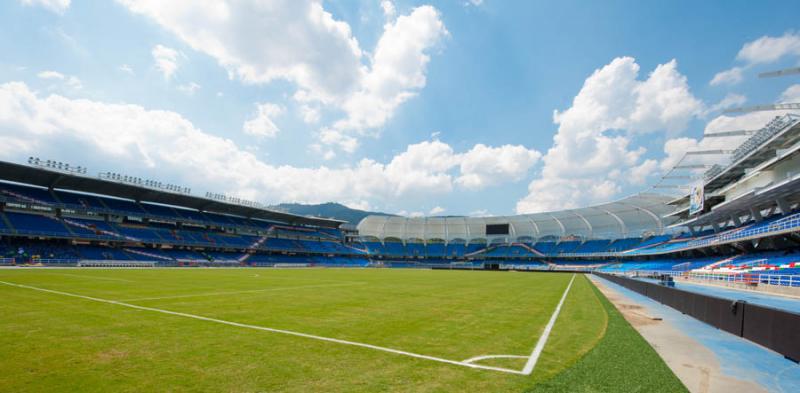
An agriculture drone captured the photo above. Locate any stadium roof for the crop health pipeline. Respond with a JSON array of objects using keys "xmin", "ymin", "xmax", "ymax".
[
  {"xmin": 357, "ymin": 193, "xmax": 679, "ymax": 243},
  {"xmin": 0, "ymin": 160, "xmax": 344, "ymax": 228}
]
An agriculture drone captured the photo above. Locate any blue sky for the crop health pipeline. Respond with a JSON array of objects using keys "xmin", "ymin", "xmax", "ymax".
[{"xmin": 1, "ymin": 0, "xmax": 800, "ymax": 217}]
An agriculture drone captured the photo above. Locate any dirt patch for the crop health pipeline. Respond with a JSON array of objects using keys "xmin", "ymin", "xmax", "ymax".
[{"xmin": 95, "ymin": 349, "xmax": 129, "ymax": 363}]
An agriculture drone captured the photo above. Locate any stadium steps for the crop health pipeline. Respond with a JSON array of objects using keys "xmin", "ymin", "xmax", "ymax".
[
  {"xmin": 123, "ymin": 248, "xmax": 173, "ymax": 261},
  {"xmin": 464, "ymin": 245, "xmax": 492, "ymax": 257},
  {"xmin": 62, "ymin": 217, "xmax": 128, "ymax": 240},
  {"xmin": 0, "ymin": 212, "xmax": 16, "ymax": 234},
  {"xmin": 1, "ymin": 189, "xmax": 51, "ymax": 206},
  {"xmin": 52, "ymin": 216, "xmax": 78, "ymax": 237},
  {"xmin": 514, "ymin": 242, "xmax": 545, "ymax": 257}
]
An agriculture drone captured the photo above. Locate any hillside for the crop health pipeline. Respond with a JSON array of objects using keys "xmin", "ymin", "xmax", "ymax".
[{"xmin": 270, "ymin": 202, "xmax": 394, "ymax": 225}]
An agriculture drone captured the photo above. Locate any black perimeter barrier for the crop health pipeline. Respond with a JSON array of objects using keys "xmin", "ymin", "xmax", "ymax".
[{"xmin": 594, "ymin": 272, "xmax": 800, "ymax": 363}]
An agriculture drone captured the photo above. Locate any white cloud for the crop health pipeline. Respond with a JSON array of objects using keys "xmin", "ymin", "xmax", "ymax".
[
  {"xmin": 299, "ymin": 104, "xmax": 321, "ymax": 124},
  {"xmin": 464, "ymin": 0, "xmax": 484, "ymax": 6},
  {"xmin": 118, "ymin": 1, "xmax": 448, "ymax": 153},
  {"xmin": 381, "ymin": 1, "xmax": 395, "ymax": 18},
  {"xmin": 780, "ymin": 84, "xmax": 800, "ymax": 102},
  {"xmin": 397, "ymin": 210, "xmax": 425, "ymax": 218},
  {"xmin": 455, "ymin": 144, "xmax": 541, "ymax": 189},
  {"xmin": 710, "ymin": 33, "xmax": 800, "ymax": 86},
  {"xmin": 331, "ymin": 6, "xmax": 448, "ymax": 136},
  {"xmin": 65, "ymin": 76, "xmax": 82, "ymax": 90},
  {"xmin": 19, "ymin": 0, "xmax": 70, "ymax": 14},
  {"xmin": 177, "ymin": 82, "xmax": 201, "ymax": 95},
  {"xmin": 122, "ymin": 1, "xmax": 364, "ymax": 101},
  {"xmin": 709, "ymin": 67, "xmax": 743, "ymax": 86},
  {"xmin": 737, "ymin": 32, "xmax": 800, "ymax": 65},
  {"xmin": 429, "ymin": 206, "xmax": 445, "ymax": 215},
  {"xmin": 37, "ymin": 70, "xmax": 65, "ymax": 80},
  {"xmin": 468, "ymin": 209, "xmax": 491, "ymax": 217},
  {"xmin": 119, "ymin": 64, "xmax": 134, "ymax": 75},
  {"xmin": 516, "ymin": 57, "xmax": 702, "ymax": 213},
  {"xmin": 0, "ymin": 82, "xmax": 534, "ymax": 209},
  {"xmin": 37, "ymin": 70, "xmax": 81, "ymax": 90},
  {"xmin": 705, "ymin": 93, "xmax": 746, "ymax": 115},
  {"xmin": 343, "ymin": 200, "xmax": 372, "ymax": 211},
  {"xmin": 151, "ymin": 44, "xmax": 181, "ymax": 80},
  {"xmin": 319, "ymin": 128, "xmax": 359, "ymax": 153},
  {"xmin": 243, "ymin": 102, "xmax": 284, "ymax": 138}
]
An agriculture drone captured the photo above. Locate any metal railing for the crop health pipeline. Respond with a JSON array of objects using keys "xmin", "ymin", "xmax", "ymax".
[{"xmin": 624, "ymin": 270, "xmax": 800, "ymax": 288}]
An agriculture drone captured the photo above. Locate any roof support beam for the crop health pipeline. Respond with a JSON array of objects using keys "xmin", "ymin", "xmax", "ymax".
[
  {"xmin": 573, "ymin": 212, "xmax": 593, "ymax": 238},
  {"xmin": 619, "ymin": 202, "xmax": 664, "ymax": 235},
  {"xmin": 750, "ymin": 207, "xmax": 763, "ymax": 222},
  {"xmin": 703, "ymin": 129, "xmax": 756, "ymax": 138},
  {"xmin": 549, "ymin": 214, "xmax": 566, "ymax": 236},
  {"xmin": 685, "ymin": 150, "xmax": 733, "ymax": 155},
  {"xmin": 599, "ymin": 208, "xmax": 627, "ymax": 237},
  {"xmin": 759, "ymin": 67, "xmax": 800, "ymax": 78},
  {"xmin": 527, "ymin": 217, "xmax": 540, "ymax": 238},
  {"xmin": 777, "ymin": 197, "xmax": 791, "ymax": 215},
  {"xmin": 724, "ymin": 102, "xmax": 800, "ymax": 114}
]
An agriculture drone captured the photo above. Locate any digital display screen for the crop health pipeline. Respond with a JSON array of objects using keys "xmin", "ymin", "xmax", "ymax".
[{"xmin": 486, "ymin": 224, "xmax": 510, "ymax": 235}]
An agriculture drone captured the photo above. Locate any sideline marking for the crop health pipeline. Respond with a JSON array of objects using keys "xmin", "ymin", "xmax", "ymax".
[
  {"xmin": 521, "ymin": 273, "xmax": 576, "ymax": 375},
  {"xmin": 119, "ymin": 282, "xmax": 365, "ymax": 302},
  {"xmin": 0, "ymin": 280, "xmax": 524, "ymax": 375}
]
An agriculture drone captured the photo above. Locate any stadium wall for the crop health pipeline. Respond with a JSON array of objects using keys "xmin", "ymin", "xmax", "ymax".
[{"xmin": 595, "ymin": 272, "xmax": 800, "ymax": 362}]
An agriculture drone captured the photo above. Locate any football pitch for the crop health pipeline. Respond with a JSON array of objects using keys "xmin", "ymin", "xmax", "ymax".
[{"xmin": 0, "ymin": 268, "xmax": 685, "ymax": 392}]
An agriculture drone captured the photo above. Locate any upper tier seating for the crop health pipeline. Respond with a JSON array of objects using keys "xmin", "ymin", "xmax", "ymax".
[{"xmin": 4, "ymin": 212, "xmax": 71, "ymax": 236}]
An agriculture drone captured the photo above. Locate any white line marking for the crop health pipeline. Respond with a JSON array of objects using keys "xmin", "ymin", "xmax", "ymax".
[
  {"xmin": 119, "ymin": 282, "xmax": 365, "ymax": 302},
  {"xmin": 521, "ymin": 273, "xmax": 576, "ymax": 375},
  {"xmin": 0, "ymin": 280, "xmax": 524, "ymax": 375},
  {"xmin": 463, "ymin": 354, "xmax": 528, "ymax": 364}
]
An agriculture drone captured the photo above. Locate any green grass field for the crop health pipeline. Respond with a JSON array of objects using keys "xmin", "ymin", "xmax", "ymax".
[{"xmin": 0, "ymin": 268, "xmax": 685, "ymax": 392}]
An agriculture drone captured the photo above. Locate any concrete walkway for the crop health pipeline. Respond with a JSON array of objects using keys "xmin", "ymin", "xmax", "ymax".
[{"xmin": 590, "ymin": 275, "xmax": 800, "ymax": 393}]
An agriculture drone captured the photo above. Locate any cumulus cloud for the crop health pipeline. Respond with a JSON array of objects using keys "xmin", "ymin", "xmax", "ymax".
[
  {"xmin": 455, "ymin": 144, "xmax": 541, "ymax": 189},
  {"xmin": 19, "ymin": 0, "xmax": 70, "ymax": 14},
  {"xmin": 330, "ymin": 5, "xmax": 447, "ymax": 137},
  {"xmin": 243, "ymin": 102, "xmax": 284, "ymax": 138},
  {"xmin": 737, "ymin": 32, "xmax": 800, "ymax": 65},
  {"xmin": 709, "ymin": 67, "xmax": 743, "ymax": 86},
  {"xmin": 0, "ymin": 82, "xmax": 535, "ymax": 209},
  {"xmin": 516, "ymin": 57, "xmax": 703, "ymax": 213},
  {"xmin": 151, "ymin": 44, "xmax": 181, "ymax": 80},
  {"xmin": 118, "ymin": 1, "xmax": 448, "ymax": 153}
]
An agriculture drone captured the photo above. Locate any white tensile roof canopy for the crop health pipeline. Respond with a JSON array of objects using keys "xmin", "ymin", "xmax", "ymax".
[{"xmin": 357, "ymin": 193, "xmax": 678, "ymax": 243}]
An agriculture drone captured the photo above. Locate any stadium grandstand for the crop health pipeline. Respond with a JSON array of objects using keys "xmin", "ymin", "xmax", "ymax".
[{"xmin": 3, "ymin": 112, "xmax": 800, "ymax": 281}]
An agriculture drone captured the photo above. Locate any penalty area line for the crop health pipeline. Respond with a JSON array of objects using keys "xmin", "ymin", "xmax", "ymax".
[
  {"xmin": 0, "ymin": 280, "xmax": 523, "ymax": 375},
  {"xmin": 521, "ymin": 273, "xmax": 577, "ymax": 375}
]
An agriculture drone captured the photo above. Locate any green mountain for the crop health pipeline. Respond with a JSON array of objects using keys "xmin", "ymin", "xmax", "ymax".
[{"xmin": 270, "ymin": 202, "xmax": 395, "ymax": 225}]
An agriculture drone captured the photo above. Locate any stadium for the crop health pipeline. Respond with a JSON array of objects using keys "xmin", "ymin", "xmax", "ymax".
[{"xmin": 2, "ymin": 2, "xmax": 800, "ymax": 393}]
